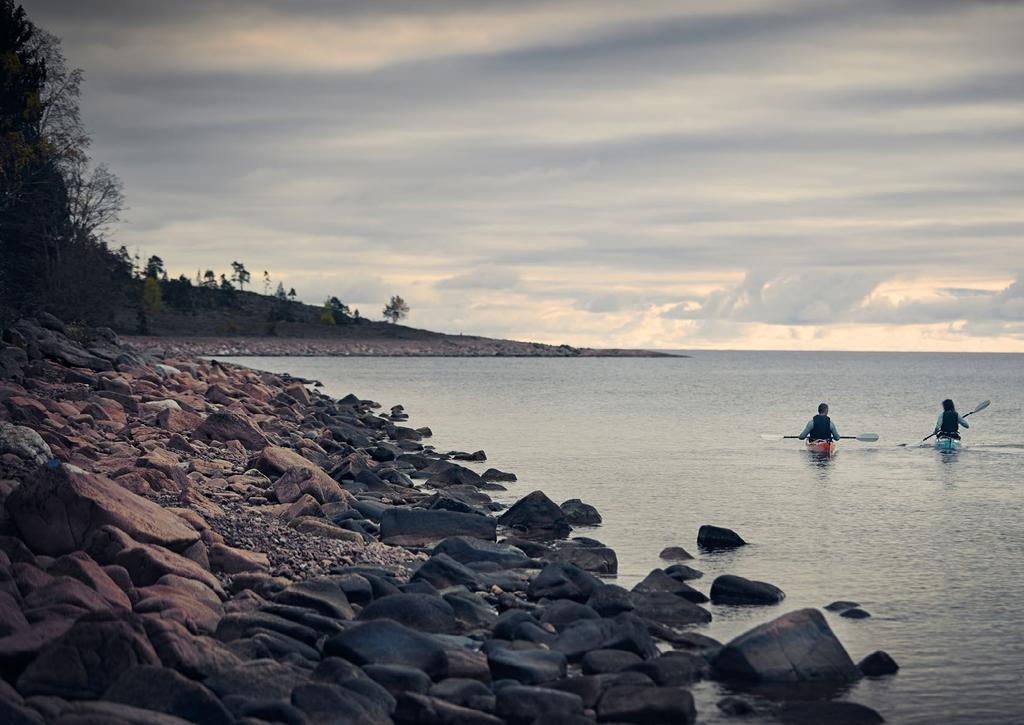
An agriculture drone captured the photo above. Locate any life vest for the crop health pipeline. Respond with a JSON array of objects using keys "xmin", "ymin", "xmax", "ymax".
[
  {"xmin": 810, "ymin": 414, "xmax": 835, "ymax": 441},
  {"xmin": 940, "ymin": 409, "xmax": 959, "ymax": 434}
]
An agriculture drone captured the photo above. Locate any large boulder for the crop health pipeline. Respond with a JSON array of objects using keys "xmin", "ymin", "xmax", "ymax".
[
  {"xmin": 432, "ymin": 536, "xmax": 528, "ymax": 567},
  {"xmin": 16, "ymin": 610, "xmax": 160, "ymax": 699},
  {"xmin": 323, "ymin": 619, "xmax": 449, "ymax": 680},
  {"xmin": 85, "ymin": 526, "xmax": 223, "ymax": 596},
  {"xmin": 380, "ymin": 508, "xmax": 496, "ymax": 547},
  {"xmin": 250, "ymin": 445, "xmax": 321, "ymax": 477},
  {"xmin": 710, "ymin": 574, "xmax": 785, "ymax": 605},
  {"xmin": 6, "ymin": 465, "xmax": 200, "ymax": 556},
  {"xmin": 0, "ymin": 422, "xmax": 52, "ymax": 464},
  {"xmin": 553, "ymin": 613, "xmax": 659, "ymax": 661},
  {"xmin": 103, "ymin": 665, "xmax": 232, "ymax": 725},
  {"xmin": 193, "ymin": 411, "xmax": 269, "ymax": 450},
  {"xmin": 273, "ymin": 577, "xmax": 355, "ymax": 620},
  {"xmin": 274, "ymin": 465, "xmax": 352, "ymax": 505},
  {"xmin": 631, "ymin": 590, "xmax": 712, "ymax": 626},
  {"xmin": 487, "ymin": 646, "xmax": 567, "ymax": 684},
  {"xmin": 559, "ymin": 499, "xmax": 602, "ymax": 526},
  {"xmin": 359, "ymin": 593, "xmax": 459, "ymax": 634},
  {"xmin": 596, "ymin": 685, "xmax": 696, "ymax": 724},
  {"xmin": 410, "ymin": 553, "xmax": 482, "ymax": 590},
  {"xmin": 713, "ymin": 608, "xmax": 861, "ymax": 683},
  {"xmin": 527, "ymin": 562, "xmax": 601, "ymax": 602},
  {"xmin": 549, "ymin": 540, "xmax": 618, "ymax": 575},
  {"xmin": 697, "ymin": 524, "xmax": 746, "ymax": 549},
  {"xmin": 498, "ymin": 491, "xmax": 571, "ymax": 539}
]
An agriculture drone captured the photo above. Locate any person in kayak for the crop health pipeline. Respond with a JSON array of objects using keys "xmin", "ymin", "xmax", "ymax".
[
  {"xmin": 935, "ymin": 399, "xmax": 969, "ymax": 440},
  {"xmin": 798, "ymin": 403, "xmax": 840, "ymax": 442}
]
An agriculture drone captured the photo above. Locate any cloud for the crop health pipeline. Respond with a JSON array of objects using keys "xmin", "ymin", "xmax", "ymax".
[{"xmin": 436, "ymin": 266, "xmax": 521, "ymax": 290}]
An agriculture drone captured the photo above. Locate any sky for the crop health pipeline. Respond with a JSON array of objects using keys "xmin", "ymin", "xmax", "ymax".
[{"xmin": 26, "ymin": 0, "xmax": 1024, "ymax": 351}]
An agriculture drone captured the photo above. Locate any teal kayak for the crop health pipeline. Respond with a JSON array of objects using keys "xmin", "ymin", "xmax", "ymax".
[{"xmin": 935, "ymin": 437, "xmax": 961, "ymax": 451}]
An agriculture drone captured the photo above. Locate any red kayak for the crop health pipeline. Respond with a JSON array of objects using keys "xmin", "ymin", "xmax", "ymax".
[{"xmin": 806, "ymin": 439, "xmax": 837, "ymax": 456}]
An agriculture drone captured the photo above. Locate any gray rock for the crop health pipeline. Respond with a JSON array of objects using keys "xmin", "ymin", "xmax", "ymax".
[
  {"xmin": 527, "ymin": 562, "xmax": 601, "ymax": 602},
  {"xmin": 858, "ymin": 650, "xmax": 899, "ymax": 676},
  {"xmin": 432, "ymin": 537, "xmax": 528, "ymax": 567},
  {"xmin": 774, "ymin": 700, "xmax": 884, "ymax": 724},
  {"xmin": 359, "ymin": 593, "xmax": 459, "ymax": 634},
  {"xmin": 597, "ymin": 685, "xmax": 697, "ymax": 724},
  {"xmin": 0, "ymin": 422, "xmax": 52, "ymax": 464},
  {"xmin": 380, "ymin": 508, "xmax": 496, "ymax": 547},
  {"xmin": 553, "ymin": 612, "xmax": 659, "ymax": 661},
  {"xmin": 581, "ymin": 648, "xmax": 642, "ymax": 674},
  {"xmin": 713, "ymin": 608, "xmax": 861, "ymax": 683},
  {"xmin": 411, "ymin": 553, "xmax": 482, "ymax": 590},
  {"xmin": 824, "ymin": 600, "xmax": 860, "ymax": 612},
  {"xmin": 710, "ymin": 574, "xmax": 786, "ymax": 605},
  {"xmin": 324, "ymin": 620, "xmax": 449, "ymax": 680},
  {"xmin": 697, "ymin": 524, "xmax": 746, "ymax": 549},
  {"xmin": 840, "ymin": 608, "xmax": 871, "ymax": 619},
  {"xmin": 658, "ymin": 545, "xmax": 694, "ymax": 560},
  {"xmin": 494, "ymin": 685, "xmax": 583, "ymax": 725},
  {"xmin": 498, "ymin": 491, "xmax": 571, "ymax": 539},
  {"xmin": 487, "ymin": 647, "xmax": 567, "ymax": 685},
  {"xmin": 362, "ymin": 664, "xmax": 433, "ymax": 697},
  {"xmin": 273, "ymin": 577, "xmax": 355, "ymax": 620},
  {"xmin": 394, "ymin": 692, "xmax": 503, "ymax": 725},
  {"xmin": 630, "ymin": 590, "xmax": 712, "ymax": 626},
  {"xmin": 103, "ymin": 666, "xmax": 232, "ymax": 725},
  {"xmin": 559, "ymin": 499, "xmax": 602, "ymax": 525}
]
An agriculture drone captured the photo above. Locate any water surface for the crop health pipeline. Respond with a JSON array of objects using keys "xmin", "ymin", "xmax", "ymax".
[{"xmin": 227, "ymin": 351, "xmax": 1024, "ymax": 724}]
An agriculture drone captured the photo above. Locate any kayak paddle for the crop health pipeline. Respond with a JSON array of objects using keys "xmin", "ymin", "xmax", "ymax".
[
  {"xmin": 898, "ymin": 399, "xmax": 990, "ymax": 447},
  {"xmin": 761, "ymin": 433, "xmax": 879, "ymax": 442}
]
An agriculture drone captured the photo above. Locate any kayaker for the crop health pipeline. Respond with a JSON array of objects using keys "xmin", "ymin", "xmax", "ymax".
[
  {"xmin": 935, "ymin": 399, "xmax": 969, "ymax": 440},
  {"xmin": 798, "ymin": 403, "xmax": 840, "ymax": 442}
]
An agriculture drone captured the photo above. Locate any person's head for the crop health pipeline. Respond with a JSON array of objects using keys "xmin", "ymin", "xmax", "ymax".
[
  {"xmin": 942, "ymin": 398, "xmax": 955, "ymax": 412},
  {"xmin": 818, "ymin": 403, "xmax": 829, "ymax": 415}
]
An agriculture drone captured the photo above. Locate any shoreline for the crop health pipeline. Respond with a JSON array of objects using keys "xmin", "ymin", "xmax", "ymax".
[
  {"xmin": 0, "ymin": 315, "xmax": 887, "ymax": 724},
  {"xmin": 123, "ymin": 335, "xmax": 683, "ymax": 359}
]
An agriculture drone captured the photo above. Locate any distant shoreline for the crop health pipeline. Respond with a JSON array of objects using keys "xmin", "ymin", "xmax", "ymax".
[{"xmin": 123, "ymin": 335, "xmax": 684, "ymax": 358}]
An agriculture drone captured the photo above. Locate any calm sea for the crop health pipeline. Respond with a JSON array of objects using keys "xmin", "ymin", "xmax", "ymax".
[{"xmin": 226, "ymin": 351, "xmax": 1024, "ymax": 724}]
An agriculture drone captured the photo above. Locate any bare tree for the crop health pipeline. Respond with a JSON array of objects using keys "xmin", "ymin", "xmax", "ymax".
[
  {"xmin": 65, "ymin": 160, "xmax": 124, "ymax": 238},
  {"xmin": 382, "ymin": 295, "xmax": 409, "ymax": 323}
]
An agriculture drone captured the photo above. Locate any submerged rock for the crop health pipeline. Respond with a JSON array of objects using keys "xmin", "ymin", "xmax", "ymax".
[
  {"xmin": 658, "ymin": 545, "xmax": 694, "ymax": 560},
  {"xmin": 858, "ymin": 650, "xmax": 900, "ymax": 676}
]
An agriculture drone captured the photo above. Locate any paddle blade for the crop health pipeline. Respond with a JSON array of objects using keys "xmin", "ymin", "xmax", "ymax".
[
  {"xmin": 760, "ymin": 434, "xmax": 784, "ymax": 441},
  {"xmin": 856, "ymin": 433, "xmax": 879, "ymax": 442},
  {"xmin": 973, "ymin": 399, "xmax": 990, "ymax": 414}
]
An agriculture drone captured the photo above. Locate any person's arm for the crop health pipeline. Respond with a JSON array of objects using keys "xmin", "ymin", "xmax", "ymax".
[
  {"xmin": 830, "ymin": 421, "xmax": 840, "ymax": 440},
  {"xmin": 797, "ymin": 420, "xmax": 813, "ymax": 440},
  {"xmin": 935, "ymin": 413, "xmax": 943, "ymax": 433},
  {"xmin": 959, "ymin": 414, "xmax": 970, "ymax": 429}
]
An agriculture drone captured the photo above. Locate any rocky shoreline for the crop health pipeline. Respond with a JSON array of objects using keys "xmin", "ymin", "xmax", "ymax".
[
  {"xmin": 122, "ymin": 336, "xmax": 681, "ymax": 359},
  {"xmin": 0, "ymin": 314, "xmax": 892, "ymax": 725}
]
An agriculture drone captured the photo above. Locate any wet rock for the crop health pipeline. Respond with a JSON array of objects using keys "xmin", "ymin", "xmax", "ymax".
[
  {"xmin": 717, "ymin": 695, "xmax": 755, "ymax": 715},
  {"xmin": 52, "ymin": 701, "xmax": 192, "ymax": 724},
  {"xmin": 774, "ymin": 700, "xmax": 884, "ymax": 724},
  {"xmin": 858, "ymin": 650, "xmax": 899, "ymax": 676},
  {"xmin": 549, "ymin": 540, "xmax": 618, "ymax": 575},
  {"xmin": 713, "ymin": 608, "xmax": 861, "ymax": 683},
  {"xmin": 432, "ymin": 536, "xmax": 528, "ymax": 568},
  {"xmin": 658, "ymin": 545, "xmax": 694, "ymax": 560},
  {"xmin": 494, "ymin": 685, "xmax": 583, "ymax": 724},
  {"xmin": 627, "ymin": 651, "xmax": 706, "ymax": 685},
  {"xmin": 581, "ymin": 648, "xmax": 642, "ymax": 674},
  {"xmin": 498, "ymin": 491, "xmax": 571, "ymax": 539},
  {"xmin": 482, "ymin": 468, "xmax": 517, "ymax": 483},
  {"xmin": 710, "ymin": 574, "xmax": 785, "ymax": 605},
  {"xmin": 423, "ymin": 461, "xmax": 484, "ymax": 488},
  {"xmin": 664, "ymin": 563, "xmax": 703, "ymax": 581},
  {"xmin": 586, "ymin": 583, "xmax": 635, "ymax": 616},
  {"xmin": 840, "ymin": 608, "xmax": 871, "ymax": 619},
  {"xmin": 360, "ymin": 593, "xmax": 459, "ymax": 634},
  {"xmin": 527, "ymin": 562, "xmax": 601, "ymax": 602},
  {"xmin": 824, "ymin": 600, "xmax": 860, "ymax": 611},
  {"xmin": 553, "ymin": 612, "xmax": 659, "ymax": 661},
  {"xmin": 429, "ymin": 677, "xmax": 493, "ymax": 710},
  {"xmin": 697, "ymin": 524, "xmax": 746, "ymax": 549},
  {"xmin": 411, "ymin": 553, "xmax": 483, "ymax": 590},
  {"xmin": 324, "ymin": 620, "xmax": 449, "ymax": 680},
  {"xmin": 394, "ymin": 692, "xmax": 503, "ymax": 725},
  {"xmin": 380, "ymin": 508, "xmax": 497, "ymax": 547},
  {"xmin": 559, "ymin": 499, "xmax": 602, "ymax": 526},
  {"xmin": 597, "ymin": 685, "xmax": 697, "ymax": 724},
  {"xmin": 539, "ymin": 599, "xmax": 600, "ymax": 629},
  {"xmin": 363, "ymin": 664, "xmax": 432, "ymax": 697},
  {"xmin": 487, "ymin": 646, "xmax": 567, "ymax": 684},
  {"xmin": 631, "ymin": 590, "xmax": 712, "ymax": 626},
  {"xmin": 6, "ymin": 465, "xmax": 200, "ymax": 556},
  {"xmin": 17, "ymin": 610, "xmax": 160, "ymax": 699},
  {"xmin": 273, "ymin": 578, "xmax": 355, "ymax": 620},
  {"xmin": 0, "ymin": 422, "xmax": 52, "ymax": 464},
  {"xmin": 103, "ymin": 665, "xmax": 232, "ymax": 725},
  {"xmin": 291, "ymin": 682, "xmax": 393, "ymax": 724},
  {"xmin": 633, "ymin": 569, "xmax": 708, "ymax": 603}
]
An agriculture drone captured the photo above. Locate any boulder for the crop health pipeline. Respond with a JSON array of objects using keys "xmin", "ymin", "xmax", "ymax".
[
  {"xmin": 48, "ymin": 551, "xmax": 132, "ymax": 609},
  {"xmin": 497, "ymin": 491, "xmax": 571, "ymax": 539},
  {"xmin": 274, "ymin": 465, "xmax": 352, "ymax": 505},
  {"xmin": 156, "ymin": 408, "xmax": 204, "ymax": 435},
  {"xmin": 428, "ymin": 678, "xmax": 493, "ymax": 709},
  {"xmin": 51, "ymin": 701, "xmax": 192, "ymax": 724},
  {"xmin": 488, "ymin": 646, "xmax": 567, "ymax": 685},
  {"xmin": 539, "ymin": 599, "xmax": 600, "ymax": 629},
  {"xmin": 527, "ymin": 562, "xmax": 601, "ymax": 602},
  {"xmin": 664, "ymin": 563, "xmax": 703, "ymax": 581},
  {"xmin": 586, "ymin": 584, "xmax": 635, "ymax": 617},
  {"xmin": 142, "ymin": 618, "xmax": 242, "ymax": 680},
  {"xmin": 841, "ymin": 608, "xmax": 871, "ymax": 619},
  {"xmin": 858, "ymin": 650, "xmax": 899, "ymax": 676},
  {"xmin": 17, "ymin": 610, "xmax": 161, "ymax": 699},
  {"xmin": 289, "ymin": 516, "xmax": 364, "ymax": 542},
  {"xmin": 204, "ymin": 658, "xmax": 306, "ymax": 701},
  {"xmin": 553, "ymin": 613, "xmax": 659, "ymax": 661},
  {"xmin": 0, "ymin": 422, "xmax": 52, "ymax": 464},
  {"xmin": 658, "ymin": 546, "xmax": 694, "ymax": 560},
  {"xmin": 394, "ymin": 692, "xmax": 503, "ymax": 725},
  {"xmin": 103, "ymin": 665, "xmax": 232, "ymax": 725},
  {"xmin": 208, "ymin": 544, "xmax": 269, "ymax": 575},
  {"xmin": 432, "ymin": 536, "xmax": 528, "ymax": 568},
  {"xmin": 559, "ymin": 499, "xmax": 601, "ymax": 526},
  {"xmin": 597, "ymin": 685, "xmax": 696, "ymax": 724},
  {"xmin": 423, "ymin": 461, "xmax": 483, "ymax": 488},
  {"xmin": 411, "ymin": 553, "xmax": 482, "ymax": 591},
  {"xmin": 363, "ymin": 664, "xmax": 432, "ymax": 697},
  {"xmin": 482, "ymin": 468, "xmax": 516, "ymax": 483},
  {"xmin": 549, "ymin": 541, "xmax": 618, "ymax": 575},
  {"xmin": 494, "ymin": 685, "xmax": 583, "ymax": 725},
  {"xmin": 581, "ymin": 649, "xmax": 642, "ymax": 674},
  {"xmin": 824, "ymin": 600, "xmax": 860, "ymax": 612},
  {"xmin": 274, "ymin": 577, "xmax": 355, "ymax": 620},
  {"xmin": 697, "ymin": 524, "xmax": 746, "ymax": 549},
  {"xmin": 359, "ymin": 593, "xmax": 459, "ymax": 634},
  {"xmin": 626, "ymin": 652, "xmax": 707, "ymax": 685},
  {"xmin": 323, "ymin": 620, "xmax": 449, "ymax": 680},
  {"xmin": 774, "ymin": 700, "xmax": 884, "ymax": 724},
  {"xmin": 291, "ymin": 682, "xmax": 393, "ymax": 724},
  {"xmin": 713, "ymin": 608, "xmax": 861, "ymax": 683},
  {"xmin": 710, "ymin": 574, "xmax": 785, "ymax": 605},
  {"xmin": 630, "ymin": 590, "xmax": 712, "ymax": 626},
  {"xmin": 6, "ymin": 465, "xmax": 200, "ymax": 556},
  {"xmin": 251, "ymin": 445, "xmax": 320, "ymax": 477},
  {"xmin": 380, "ymin": 508, "xmax": 496, "ymax": 547}
]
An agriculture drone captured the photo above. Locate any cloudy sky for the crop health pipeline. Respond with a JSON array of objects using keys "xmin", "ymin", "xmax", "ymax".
[{"xmin": 27, "ymin": 0, "xmax": 1024, "ymax": 350}]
